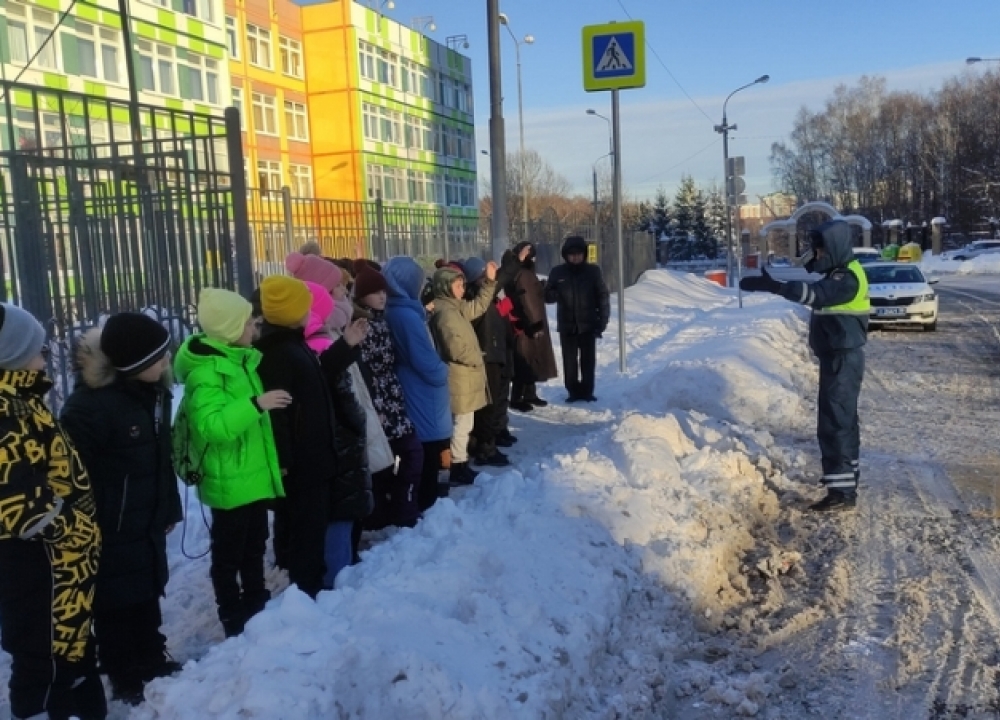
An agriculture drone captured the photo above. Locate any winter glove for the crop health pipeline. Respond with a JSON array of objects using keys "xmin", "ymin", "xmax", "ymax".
[
  {"xmin": 527, "ymin": 321, "xmax": 544, "ymax": 339},
  {"xmin": 800, "ymin": 249, "xmax": 817, "ymax": 274},
  {"xmin": 739, "ymin": 267, "xmax": 782, "ymax": 294}
]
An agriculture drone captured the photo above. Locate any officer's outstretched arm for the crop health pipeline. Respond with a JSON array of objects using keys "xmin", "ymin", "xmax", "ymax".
[{"xmin": 778, "ymin": 269, "xmax": 860, "ymax": 310}]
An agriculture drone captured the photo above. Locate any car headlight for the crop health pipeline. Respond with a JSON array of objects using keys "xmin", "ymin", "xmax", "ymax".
[{"xmin": 915, "ymin": 293, "xmax": 936, "ymax": 303}]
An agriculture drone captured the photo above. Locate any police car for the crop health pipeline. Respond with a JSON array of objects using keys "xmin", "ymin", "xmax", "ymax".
[{"xmin": 863, "ymin": 262, "xmax": 939, "ymax": 332}]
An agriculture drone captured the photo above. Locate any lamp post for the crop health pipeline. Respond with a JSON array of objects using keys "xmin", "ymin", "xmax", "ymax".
[
  {"xmin": 591, "ymin": 152, "xmax": 612, "ymax": 240},
  {"xmin": 486, "ymin": 0, "xmax": 508, "ymax": 261},
  {"xmin": 586, "ymin": 108, "xmax": 613, "ymax": 155},
  {"xmin": 714, "ymin": 74, "xmax": 769, "ymax": 291},
  {"xmin": 499, "ymin": 13, "xmax": 533, "ymax": 241},
  {"xmin": 411, "ymin": 15, "xmax": 436, "ymax": 32},
  {"xmin": 446, "ymin": 34, "xmax": 470, "ymax": 50}
]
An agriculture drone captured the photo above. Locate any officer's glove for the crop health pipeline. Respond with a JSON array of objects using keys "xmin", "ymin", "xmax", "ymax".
[
  {"xmin": 800, "ymin": 249, "xmax": 818, "ymax": 274},
  {"xmin": 739, "ymin": 267, "xmax": 782, "ymax": 294}
]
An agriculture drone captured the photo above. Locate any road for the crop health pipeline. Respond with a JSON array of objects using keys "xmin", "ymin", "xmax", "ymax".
[{"xmin": 752, "ymin": 275, "xmax": 1000, "ymax": 719}]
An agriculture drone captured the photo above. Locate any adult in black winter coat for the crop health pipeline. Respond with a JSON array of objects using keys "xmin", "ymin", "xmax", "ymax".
[
  {"xmin": 464, "ymin": 257, "xmax": 514, "ymax": 466},
  {"xmin": 254, "ymin": 275, "xmax": 340, "ymax": 599},
  {"xmin": 502, "ymin": 242, "xmax": 558, "ymax": 412},
  {"xmin": 61, "ymin": 317, "xmax": 182, "ymax": 704},
  {"xmin": 544, "ymin": 235, "xmax": 610, "ymax": 402}
]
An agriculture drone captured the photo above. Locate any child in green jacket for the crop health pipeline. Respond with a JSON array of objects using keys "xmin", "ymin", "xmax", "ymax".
[{"xmin": 174, "ymin": 289, "xmax": 291, "ymax": 637}]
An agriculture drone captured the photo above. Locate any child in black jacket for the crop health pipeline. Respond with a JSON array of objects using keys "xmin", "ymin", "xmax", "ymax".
[{"xmin": 61, "ymin": 313, "xmax": 182, "ymax": 705}]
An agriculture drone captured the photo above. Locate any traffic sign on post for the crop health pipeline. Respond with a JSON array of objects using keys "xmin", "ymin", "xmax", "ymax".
[
  {"xmin": 582, "ymin": 21, "xmax": 646, "ymax": 92},
  {"xmin": 582, "ymin": 20, "xmax": 645, "ymax": 374}
]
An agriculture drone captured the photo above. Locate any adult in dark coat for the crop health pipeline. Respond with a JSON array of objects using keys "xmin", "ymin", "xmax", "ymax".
[
  {"xmin": 544, "ymin": 235, "xmax": 611, "ymax": 402},
  {"xmin": 464, "ymin": 257, "xmax": 513, "ymax": 466},
  {"xmin": 502, "ymin": 242, "xmax": 558, "ymax": 412},
  {"xmin": 254, "ymin": 276, "xmax": 340, "ymax": 598},
  {"xmin": 61, "ymin": 317, "xmax": 183, "ymax": 704}
]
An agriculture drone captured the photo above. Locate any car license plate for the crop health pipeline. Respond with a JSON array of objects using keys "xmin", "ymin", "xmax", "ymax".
[{"xmin": 875, "ymin": 307, "xmax": 907, "ymax": 317}]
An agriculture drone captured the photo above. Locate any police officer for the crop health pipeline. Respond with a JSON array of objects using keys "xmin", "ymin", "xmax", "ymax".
[{"xmin": 740, "ymin": 219, "xmax": 868, "ymax": 511}]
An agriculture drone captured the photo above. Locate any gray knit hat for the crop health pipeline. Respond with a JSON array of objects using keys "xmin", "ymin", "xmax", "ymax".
[{"xmin": 0, "ymin": 303, "xmax": 46, "ymax": 371}]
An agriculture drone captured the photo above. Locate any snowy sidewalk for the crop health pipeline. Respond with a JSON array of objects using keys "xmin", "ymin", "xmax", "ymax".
[{"xmin": 119, "ymin": 272, "xmax": 818, "ymax": 718}]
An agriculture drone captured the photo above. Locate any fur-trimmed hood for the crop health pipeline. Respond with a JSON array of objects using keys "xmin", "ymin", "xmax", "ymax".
[{"xmin": 75, "ymin": 328, "xmax": 117, "ymax": 389}]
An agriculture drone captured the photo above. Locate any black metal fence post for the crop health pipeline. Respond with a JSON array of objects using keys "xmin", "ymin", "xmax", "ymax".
[{"xmin": 225, "ymin": 107, "xmax": 254, "ymax": 296}]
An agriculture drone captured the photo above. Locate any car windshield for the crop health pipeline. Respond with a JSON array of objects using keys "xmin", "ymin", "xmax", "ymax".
[
  {"xmin": 864, "ymin": 266, "xmax": 926, "ymax": 284},
  {"xmin": 854, "ymin": 252, "xmax": 880, "ymax": 264}
]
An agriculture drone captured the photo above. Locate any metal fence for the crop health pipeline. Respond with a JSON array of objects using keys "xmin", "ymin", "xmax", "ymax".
[
  {"xmin": 246, "ymin": 187, "xmax": 485, "ymax": 278},
  {"xmin": 0, "ymin": 81, "xmax": 246, "ymax": 407}
]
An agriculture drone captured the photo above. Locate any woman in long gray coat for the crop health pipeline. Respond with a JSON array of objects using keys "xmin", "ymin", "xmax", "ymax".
[{"xmin": 428, "ymin": 262, "xmax": 498, "ymax": 485}]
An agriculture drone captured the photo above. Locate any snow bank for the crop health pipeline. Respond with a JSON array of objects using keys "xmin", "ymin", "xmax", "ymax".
[
  {"xmin": 66, "ymin": 270, "xmax": 816, "ymax": 720},
  {"xmin": 921, "ymin": 251, "xmax": 1000, "ymax": 275}
]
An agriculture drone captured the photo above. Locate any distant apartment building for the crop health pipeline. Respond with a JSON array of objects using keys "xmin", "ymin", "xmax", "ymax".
[
  {"xmin": 300, "ymin": 1, "xmax": 478, "ymax": 215},
  {"xmin": 0, "ymin": 0, "xmax": 228, "ymax": 150},
  {"xmin": 224, "ymin": 0, "xmax": 314, "ymax": 198}
]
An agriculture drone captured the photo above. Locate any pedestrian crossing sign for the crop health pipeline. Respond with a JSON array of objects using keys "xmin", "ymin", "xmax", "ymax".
[{"xmin": 583, "ymin": 21, "xmax": 645, "ymax": 92}]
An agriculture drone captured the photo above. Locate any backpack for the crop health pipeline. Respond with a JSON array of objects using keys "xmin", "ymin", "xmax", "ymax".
[{"xmin": 171, "ymin": 394, "xmax": 208, "ymax": 487}]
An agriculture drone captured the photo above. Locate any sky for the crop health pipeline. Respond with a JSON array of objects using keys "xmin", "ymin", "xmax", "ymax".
[{"xmin": 375, "ymin": 0, "xmax": 1000, "ymax": 205}]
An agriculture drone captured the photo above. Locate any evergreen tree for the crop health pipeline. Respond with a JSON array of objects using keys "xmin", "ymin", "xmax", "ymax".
[
  {"xmin": 670, "ymin": 176, "xmax": 701, "ymax": 261},
  {"xmin": 704, "ymin": 185, "xmax": 727, "ymax": 259}
]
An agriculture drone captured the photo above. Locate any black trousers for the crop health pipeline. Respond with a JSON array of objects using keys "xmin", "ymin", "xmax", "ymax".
[
  {"xmin": 0, "ymin": 542, "xmax": 105, "ymax": 720},
  {"xmin": 471, "ymin": 363, "xmax": 508, "ymax": 458},
  {"xmin": 94, "ymin": 597, "xmax": 166, "ymax": 683},
  {"xmin": 210, "ymin": 501, "xmax": 270, "ymax": 632},
  {"xmin": 511, "ymin": 381, "xmax": 539, "ymax": 403},
  {"xmin": 367, "ymin": 432, "xmax": 425, "ymax": 530},
  {"xmin": 418, "ymin": 438, "xmax": 451, "ymax": 512},
  {"xmin": 560, "ymin": 331, "xmax": 597, "ymax": 399},
  {"xmin": 817, "ymin": 348, "xmax": 864, "ymax": 493}
]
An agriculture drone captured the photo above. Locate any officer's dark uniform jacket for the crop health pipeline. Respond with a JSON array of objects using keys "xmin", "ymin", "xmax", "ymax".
[{"xmin": 776, "ymin": 221, "xmax": 869, "ymax": 354}]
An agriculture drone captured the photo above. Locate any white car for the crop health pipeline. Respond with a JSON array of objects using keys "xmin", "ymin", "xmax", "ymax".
[
  {"xmin": 945, "ymin": 240, "xmax": 1000, "ymax": 261},
  {"xmin": 863, "ymin": 262, "xmax": 939, "ymax": 332}
]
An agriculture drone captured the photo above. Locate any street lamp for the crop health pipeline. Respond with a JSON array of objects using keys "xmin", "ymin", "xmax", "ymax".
[
  {"xmin": 411, "ymin": 15, "xmax": 436, "ymax": 32},
  {"xmin": 967, "ymin": 57, "xmax": 1000, "ymax": 64},
  {"xmin": 714, "ymin": 74, "xmax": 769, "ymax": 290},
  {"xmin": 498, "ymin": 12, "xmax": 534, "ymax": 239},
  {"xmin": 591, "ymin": 151, "xmax": 613, "ymax": 239},
  {"xmin": 586, "ymin": 108, "xmax": 613, "ymax": 155},
  {"xmin": 367, "ymin": 0, "xmax": 395, "ymax": 10},
  {"xmin": 446, "ymin": 34, "xmax": 470, "ymax": 50}
]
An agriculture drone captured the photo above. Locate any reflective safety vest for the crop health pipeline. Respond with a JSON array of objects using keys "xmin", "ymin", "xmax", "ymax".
[{"xmin": 814, "ymin": 260, "xmax": 870, "ymax": 316}]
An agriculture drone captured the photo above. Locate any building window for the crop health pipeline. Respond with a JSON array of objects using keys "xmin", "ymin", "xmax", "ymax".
[
  {"xmin": 4, "ymin": 2, "xmax": 59, "ymax": 70},
  {"xmin": 257, "ymin": 160, "xmax": 282, "ymax": 193},
  {"xmin": 376, "ymin": 49, "xmax": 397, "ymax": 87},
  {"xmin": 284, "ymin": 101, "xmax": 308, "ymax": 141},
  {"xmin": 225, "ymin": 17, "xmax": 239, "ymax": 60},
  {"xmin": 232, "ymin": 87, "xmax": 245, "ymax": 129},
  {"xmin": 246, "ymin": 24, "xmax": 272, "ymax": 70},
  {"xmin": 75, "ymin": 23, "xmax": 119, "ymax": 82},
  {"xmin": 378, "ymin": 107, "xmax": 401, "ymax": 146},
  {"xmin": 251, "ymin": 92, "xmax": 277, "ymax": 135},
  {"xmin": 205, "ymin": 58, "xmax": 219, "ymax": 104},
  {"xmin": 358, "ymin": 41, "xmax": 375, "ymax": 81},
  {"xmin": 362, "ymin": 103, "xmax": 378, "ymax": 141},
  {"xmin": 289, "ymin": 164, "xmax": 312, "ymax": 198},
  {"xmin": 158, "ymin": 46, "xmax": 176, "ymax": 95},
  {"xmin": 279, "ymin": 37, "xmax": 302, "ymax": 78}
]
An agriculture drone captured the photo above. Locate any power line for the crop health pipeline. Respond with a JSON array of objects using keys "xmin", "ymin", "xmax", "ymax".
[
  {"xmin": 612, "ymin": 0, "xmax": 714, "ymax": 123},
  {"xmin": 635, "ymin": 137, "xmax": 720, "ymax": 185},
  {"xmin": 0, "ymin": 0, "xmax": 82, "ymax": 104}
]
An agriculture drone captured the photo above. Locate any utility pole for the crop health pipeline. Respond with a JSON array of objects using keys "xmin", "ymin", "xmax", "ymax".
[
  {"xmin": 117, "ymin": 0, "xmax": 144, "ymax": 165},
  {"xmin": 486, "ymin": 0, "xmax": 508, "ymax": 262}
]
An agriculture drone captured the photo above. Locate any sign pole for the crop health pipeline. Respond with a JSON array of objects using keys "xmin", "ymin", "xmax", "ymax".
[
  {"xmin": 612, "ymin": 88, "xmax": 626, "ymax": 373},
  {"xmin": 583, "ymin": 18, "xmax": 644, "ymax": 374}
]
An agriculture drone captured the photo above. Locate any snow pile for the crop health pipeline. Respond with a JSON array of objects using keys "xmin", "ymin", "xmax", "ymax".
[
  {"xmin": 10, "ymin": 269, "xmax": 818, "ymax": 720},
  {"xmin": 921, "ymin": 251, "xmax": 1000, "ymax": 275}
]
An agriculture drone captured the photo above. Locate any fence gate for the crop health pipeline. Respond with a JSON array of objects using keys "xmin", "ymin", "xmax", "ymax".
[{"xmin": 0, "ymin": 82, "xmax": 248, "ymax": 406}]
